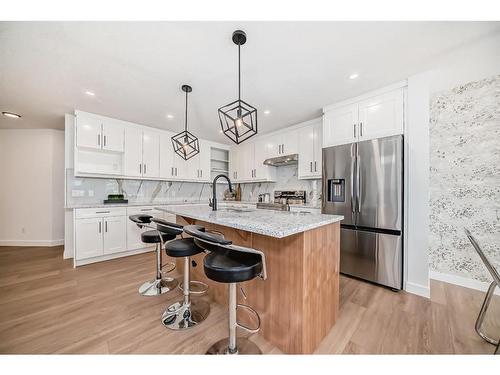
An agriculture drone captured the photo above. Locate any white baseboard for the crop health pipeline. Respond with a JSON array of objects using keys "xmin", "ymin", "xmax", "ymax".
[
  {"xmin": 405, "ymin": 281, "xmax": 431, "ymax": 298},
  {"xmin": 430, "ymin": 270, "xmax": 500, "ymax": 296},
  {"xmin": 0, "ymin": 239, "xmax": 64, "ymax": 247}
]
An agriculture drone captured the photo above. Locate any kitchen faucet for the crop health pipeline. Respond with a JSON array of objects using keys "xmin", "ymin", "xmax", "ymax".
[{"xmin": 210, "ymin": 174, "xmax": 233, "ymax": 211}]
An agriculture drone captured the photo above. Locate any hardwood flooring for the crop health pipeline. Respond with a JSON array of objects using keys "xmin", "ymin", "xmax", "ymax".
[{"xmin": 0, "ymin": 245, "xmax": 498, "ymax": 354}]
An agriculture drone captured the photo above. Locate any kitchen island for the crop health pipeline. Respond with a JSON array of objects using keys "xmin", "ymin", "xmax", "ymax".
[{"xmin": 156, "ymin": 204, "xmax": 343, "ymax": 354}]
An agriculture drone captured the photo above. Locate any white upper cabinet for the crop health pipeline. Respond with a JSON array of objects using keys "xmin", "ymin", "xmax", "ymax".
[
  {"xmin": 101, "ymin": 119, "xmax": 125, "ymax": 152},
  {"xmin": 229, "ymin": 140, "xmax": 276, "ymax": 183},
  {"xmin": 267, "ymin": 130, "xmax": 299, "ymax": 157},
  {"xmin": 298, "ymin": 120, "xmax": 322, "ymax": 179},
  {"xmin": 124, "ymin": 126, "xmax": 143, "ymax": 177},
  {"xmin": 76, "ymin": 113, "xmax": 102, "ymax": 150},
  {"xmin": 229, "ymin": 146, "xmax": 242, "ymax": 182},
  {"xmin": 322, "ymin": 87, "xmax": 404, "ymax": 148},
  {"xmin": 124, "ymin": 127, "xmax": 160, "ymax": 178},
  {"xmin": 322, "ymin": 104, "xmax": 358, "ymax": 148},
  {"xmin": 357, "ymin": 89, "xmax": 404, "ymax": 141},
  {"xmin": 76, "ymin": 111, "xmax": 124, "ymax": 152},
  {"xmin": 142, "ymin": 130, "xmax": 160, "ymax": 178}
]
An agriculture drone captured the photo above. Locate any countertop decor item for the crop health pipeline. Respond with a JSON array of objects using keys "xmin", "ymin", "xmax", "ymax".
[
  {"xmin": 218, "ymin": 30, "xmax": 257, "ymax": 144},
  {"xmin": 103, "ymin": 194, "xmax": 128, "ymax": 204},
  {"xmin": 172, "ymin": 84, "xmax": 200, "ymax": 160}
]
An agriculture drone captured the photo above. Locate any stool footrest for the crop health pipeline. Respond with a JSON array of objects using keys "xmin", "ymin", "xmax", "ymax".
[
  {"xmin": 178, "ymin": 280, "xmax": 209, "ymax": 295},
  {"xmin": 236, "ymin": 303, "xmax": 261, "ymax": 334}
]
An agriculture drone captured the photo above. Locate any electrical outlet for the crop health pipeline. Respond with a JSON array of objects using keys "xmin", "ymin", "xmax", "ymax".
[{"xmin": 71, "ymin": 190, "xmax": 85, "ymax": 197}]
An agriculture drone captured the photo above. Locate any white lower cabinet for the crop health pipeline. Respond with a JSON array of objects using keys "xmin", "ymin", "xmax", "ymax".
[
  {"xmin": 75, "ymin": 217, "xmax": 103, "ymax": 260},
  {"xmin": 102, "ymin": 216, "xmax": 127, "ymax": 255}
]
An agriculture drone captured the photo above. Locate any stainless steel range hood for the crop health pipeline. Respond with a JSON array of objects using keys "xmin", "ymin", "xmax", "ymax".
[{"xmin": 263, "ymin": 154, "xmax": 298, "ymax": 166}]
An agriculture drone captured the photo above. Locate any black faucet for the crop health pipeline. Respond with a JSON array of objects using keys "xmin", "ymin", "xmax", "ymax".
[{"xmin": 211, "ymin": 174, "xmax": 233, "ymax": 211}]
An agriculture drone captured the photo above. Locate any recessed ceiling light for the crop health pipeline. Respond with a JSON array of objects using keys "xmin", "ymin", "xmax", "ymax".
[
  {"xmin": 2, "ymin": 111, "xmax": 21, "ymax": 119},
  {"xmin": 85, "ymin": 90, "xmax": 95, "ymax": 96},
  {"xmin": 263, "ymin": 110, "xmax": 271, "ymax": 115},
  {"xmin": 166, "ymin": 114, "xmax": 175, "ymax": 119},
  {"xmin": 349, "ymin": 73, "xmax": 359, "ymax": 80}
]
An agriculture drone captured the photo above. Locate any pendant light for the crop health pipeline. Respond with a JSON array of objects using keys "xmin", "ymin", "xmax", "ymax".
[
  {"xmin": 218, "ymin": 30, "xmax": 257, "ymax": 145},
  {"xmin": 172, "ymin": 84, "xmax": 200, "ymax": 160}
]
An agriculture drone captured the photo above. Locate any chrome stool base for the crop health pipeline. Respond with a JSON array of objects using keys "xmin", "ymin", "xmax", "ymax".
[
  {"xmin": 138, "ymin": 277, "xmax": 178, "ymax": 296},
  {"xmin": 206, "ymin": 337, "xmax": 262, "ymax": 355},
  {"xmin": 161, "ymin": 299, "xmax": 210, "ymax": 330}
]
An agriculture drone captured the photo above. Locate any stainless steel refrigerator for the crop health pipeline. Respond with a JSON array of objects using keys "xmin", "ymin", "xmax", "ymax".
[{"xmin": 322, "ymin": 135, "xmax": 403, "ymax": 290}]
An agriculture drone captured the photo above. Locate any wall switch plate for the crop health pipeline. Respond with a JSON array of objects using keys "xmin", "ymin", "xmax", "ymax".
[{"xmin": 71, "ymin": 190, "xmax": 85, "ymax": 197}]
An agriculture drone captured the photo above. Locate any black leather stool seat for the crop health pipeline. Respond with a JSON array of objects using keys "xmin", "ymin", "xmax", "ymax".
[
  {"xmin": 165, "ymin": 238, "xmax": 204, "ymax": 258},
  {"xmin": 141, "ymin": 230, "xmax": 176, "ymax": 244},
  {"xmin": 204, "ymin": 250, "xmax": 262, "ymax": 283}
]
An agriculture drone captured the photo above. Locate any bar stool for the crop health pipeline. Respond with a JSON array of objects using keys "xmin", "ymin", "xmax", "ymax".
[
  {"xmin": 128, "ymin": 214, "xmax": 180, "ymax": 296},
  {"xmin": 161, "ymin": 224, "xmax": 210, "ymax": 330},
  {"xmin": 184, "ymin": 225, "xmax": 267, "ymax": 355},
  {"xmin": 465, "ymin": 229, "xmax": 500, "ymax": 355}
]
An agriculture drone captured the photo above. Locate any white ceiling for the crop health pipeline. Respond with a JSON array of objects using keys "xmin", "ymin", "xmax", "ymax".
[{"xmin": 1, "ymin": 21, "xmax": 499, "ymax": 142}]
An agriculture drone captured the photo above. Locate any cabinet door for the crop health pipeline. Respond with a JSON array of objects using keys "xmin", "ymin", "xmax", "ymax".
[
  {"xmin": 198, "ymin": 140, "xmax": 211, "ymax": 181},
  {"xmin": 75, "ymin": 218, "xmax": 103, "ymax": 260},
  {"xmin": 297, "ymin": 125, "xmax": 315, "ymax": 178},
  {"xmin": 160, "ymin": 132, "xmax": 176, "ymax": 179},
  {"xmin": 76, "ymin": 113, "xmax": 102, "ymax": 150},
  {"xmin": 281, "ymin": 129, "xmax": 298, "ymax": 155},
  {"xmin": 358, "ymin": 89, "xmax": 404, "ymax": 141},
  {"xmin": 312, "ymin": 121, "xmax": 322, "ymax": 177},
  {"xmin": 142, "ymin": 130, "xmax": 160, "ymax": 178},
  {"xmin": 172, "ymin": 152, "xmax": 189, "ymax": 180},
  {"xmin": 124, "ymin": 126, "xmax": 143, "ymax": 177},
  {"xmin": 322, "ymin": 104, "xmax": 358, "ymax": 148},
  {"xmin": 241, "ymin": 142, "xmax": 255, "ymax": 181},
  {"xmin": 254, "ymin": 138, "xmax": 276, "ymax": 181},
  {"xmin": 229, "ymin": 147, "xmax": 240, "ymax": 181},
  {"xmin": 102, "ymin": 119, "xmax": 125, "ymax": 152},
  {"xmin": 103, "ymin": 216, "xmax": 127, "ymax": 255},
  {"xmin": 265, "ymin": 135, "xmax": 280, "ymax": 158}
]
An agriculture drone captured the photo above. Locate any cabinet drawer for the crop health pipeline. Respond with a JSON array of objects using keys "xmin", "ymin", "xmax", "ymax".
[
  {"xmin": 75, "ymin": 207, "xmax": 127, "ymax": 219},
  {"xmin": 126, "ymin": 206, "xmax": 161, "ymax": 216}
]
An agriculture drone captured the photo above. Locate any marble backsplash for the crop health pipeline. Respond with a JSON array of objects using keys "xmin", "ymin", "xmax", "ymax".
[
  {"xmin": 66, "ymin": 165, "xmax": 321, "ymax": 208},
  {"xmin": 429, "ymin": 74, "xmax": 500, "ymax": 282}
]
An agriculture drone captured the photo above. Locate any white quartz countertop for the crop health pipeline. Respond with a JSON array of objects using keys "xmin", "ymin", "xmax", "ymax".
[{"xmin": 156, "ymin": 204, "xmax": 343, "ymax": 238}]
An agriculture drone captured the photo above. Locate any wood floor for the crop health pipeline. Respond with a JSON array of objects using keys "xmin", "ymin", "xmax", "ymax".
[{"xmin": 0, "ymin": 245, "xmax": 498, "ymax": 354}]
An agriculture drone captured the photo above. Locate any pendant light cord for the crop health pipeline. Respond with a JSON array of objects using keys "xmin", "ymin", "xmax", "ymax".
[
  {"xmin": 238, "ymin": 43, "xmax": 241, "ymax": 102},
  {"xmin": 184, "ymin": 89, "xmax": 188, "ymax": 132}
]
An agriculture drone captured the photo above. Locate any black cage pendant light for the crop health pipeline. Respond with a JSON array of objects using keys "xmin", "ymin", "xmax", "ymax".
[
  {"xmin": 172, "ymin": 84, "xmax": 200, "ymax": 160},
  {"xmin": 218, "ymin": 30, "xmax": 257, "ymax": 145}
]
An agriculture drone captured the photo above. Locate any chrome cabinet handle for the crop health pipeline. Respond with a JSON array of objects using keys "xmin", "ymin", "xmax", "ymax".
[
  {"xmin": 139, "ymin": 164, "xmax": 142, "ymax": 174},
  {"xmin": 175, "ymin": 167, "xmax": 178, "ymax": 176},
  {"xmin": 104, "ymin": 135, "xmax": 107, "ymax": 147},
  {"xmin": 98, "ymin": 221, "xmax": 101, "ymax": 233},
  {"xmin": 310, "ymin": 161, "xmax": 312, "ymax": 172},
  {"xmin": 97, "ymin": 134, "xmax": 101, "ymax": 147},
  {"xmin": 105, "ymin": 220, "xmax": 108, "ymax": 232},
  {"xmin": 96, "ymin": 210, "xmax": 110, "ymax": 214},
  {"xmin": 282, "ymin": 144, "xmax": 284, "ymax": 154},
  {"xmin": 171, "ymin": 167, "xmax": 174, "ymax": 176},
  {"xmin": 360, "ymin": 122, "xmax": 363, "ymax": 137},
  {"xmin": 141, "ymin": 208, "xmax": 152, "ymax": 211},
  {"xmin": 144, "ymin": 164, "xmax": 147, "ymax": 175},
  {"xmin": 353, "ymin": 124, "xmax": 357, "ymax": 138},
  {"xmin": 314, "ymin": 161, "xmax": 317, "ymax": 172}
]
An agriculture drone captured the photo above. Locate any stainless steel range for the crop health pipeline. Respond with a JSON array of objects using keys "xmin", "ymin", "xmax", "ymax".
[{"xmin": 256, "ymin": 190, "xmax": 307, "ymax": 211}]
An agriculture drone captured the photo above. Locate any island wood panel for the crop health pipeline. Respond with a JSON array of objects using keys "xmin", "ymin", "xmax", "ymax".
[{"xmin": 175, "ymin": 216, "xmax": 340, "ymax": 354}]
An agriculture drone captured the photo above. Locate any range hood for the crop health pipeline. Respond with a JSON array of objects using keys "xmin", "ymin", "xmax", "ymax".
[{"xmin": 263, "ymin": 154, "xmax": 298, "ymax": 166}]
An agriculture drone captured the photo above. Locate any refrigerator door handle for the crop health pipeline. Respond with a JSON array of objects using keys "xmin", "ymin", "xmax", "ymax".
[
  {"xmin": 350, "ymin": 143, "xmax": 356, "ymax": 214},
  {"xmin": 356, "ymin": 145, "xmax": 361, "ymax": 213}
]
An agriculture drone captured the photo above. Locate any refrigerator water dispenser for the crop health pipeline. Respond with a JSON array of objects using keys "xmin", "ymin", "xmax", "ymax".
[{"xmin": 327, "ymin": 179, "xmax": 345, "ymax": 202}]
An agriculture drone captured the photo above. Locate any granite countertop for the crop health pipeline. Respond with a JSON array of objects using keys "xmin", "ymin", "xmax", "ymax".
[{"xmin": 156, "ymin": 204, "xmax": 343, "ymax": 238}]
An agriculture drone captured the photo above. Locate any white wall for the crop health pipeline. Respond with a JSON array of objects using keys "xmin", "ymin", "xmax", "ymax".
[{"xmin": 0, "ymin": 129, "xmax": 65, "ymax": 246}]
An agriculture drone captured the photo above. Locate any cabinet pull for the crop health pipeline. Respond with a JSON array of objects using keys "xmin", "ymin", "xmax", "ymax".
[
  {"xmin": 105, "ymin": 220, "xmax": 108, "ymax": 232},
  {"xmin": 254, "ymin": 169, "xmax": 256, "ymax": 178},
  {"xmin": 282, "ymin": 144, "xmax": 285, "ymax": 154},
  {"xmin": 144, "ymin": 164, "xmax": 147, "ymax": 175},
  {"xmin": 141, "ymin": 208, "xmax": 152, "ymax": 211},
  {"xmin": 95, "ymin": 210, "xmax": 110, "ymax": 214},
  {"xmin": 310, "ymin": 161, "xmax": 313, "ymax": 172},
  {"xmin": 104, "ymin": 135, "xmax": 107, "ymax": 147},
  {"xmin": 353, "ymin": 124, "xmax": 357, "ymax": 138},
  {"xmin": 360, "ymin": 122, "xmax": 363, "ymax": 137},
  {"xmin": 175, "ymin": 167, "xmax": 178, "ymax": 176},
  {"xmin": 97, "ymin": 134, "xmax": 101, "ymax": 147},
  {"xmin": 98, "ymin": 221, "xmax": 101, "ymax": 233},
  {"xmin": 139, "ymin": 164, "xmax": 142, "ymax": 174},
  {"xmin": 314, "ymin": 161, "xmax": 317, "ymax": 172},
  {"xmin": 171, "ymin": 167, "xmax": 174, "ymax": 176}
]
